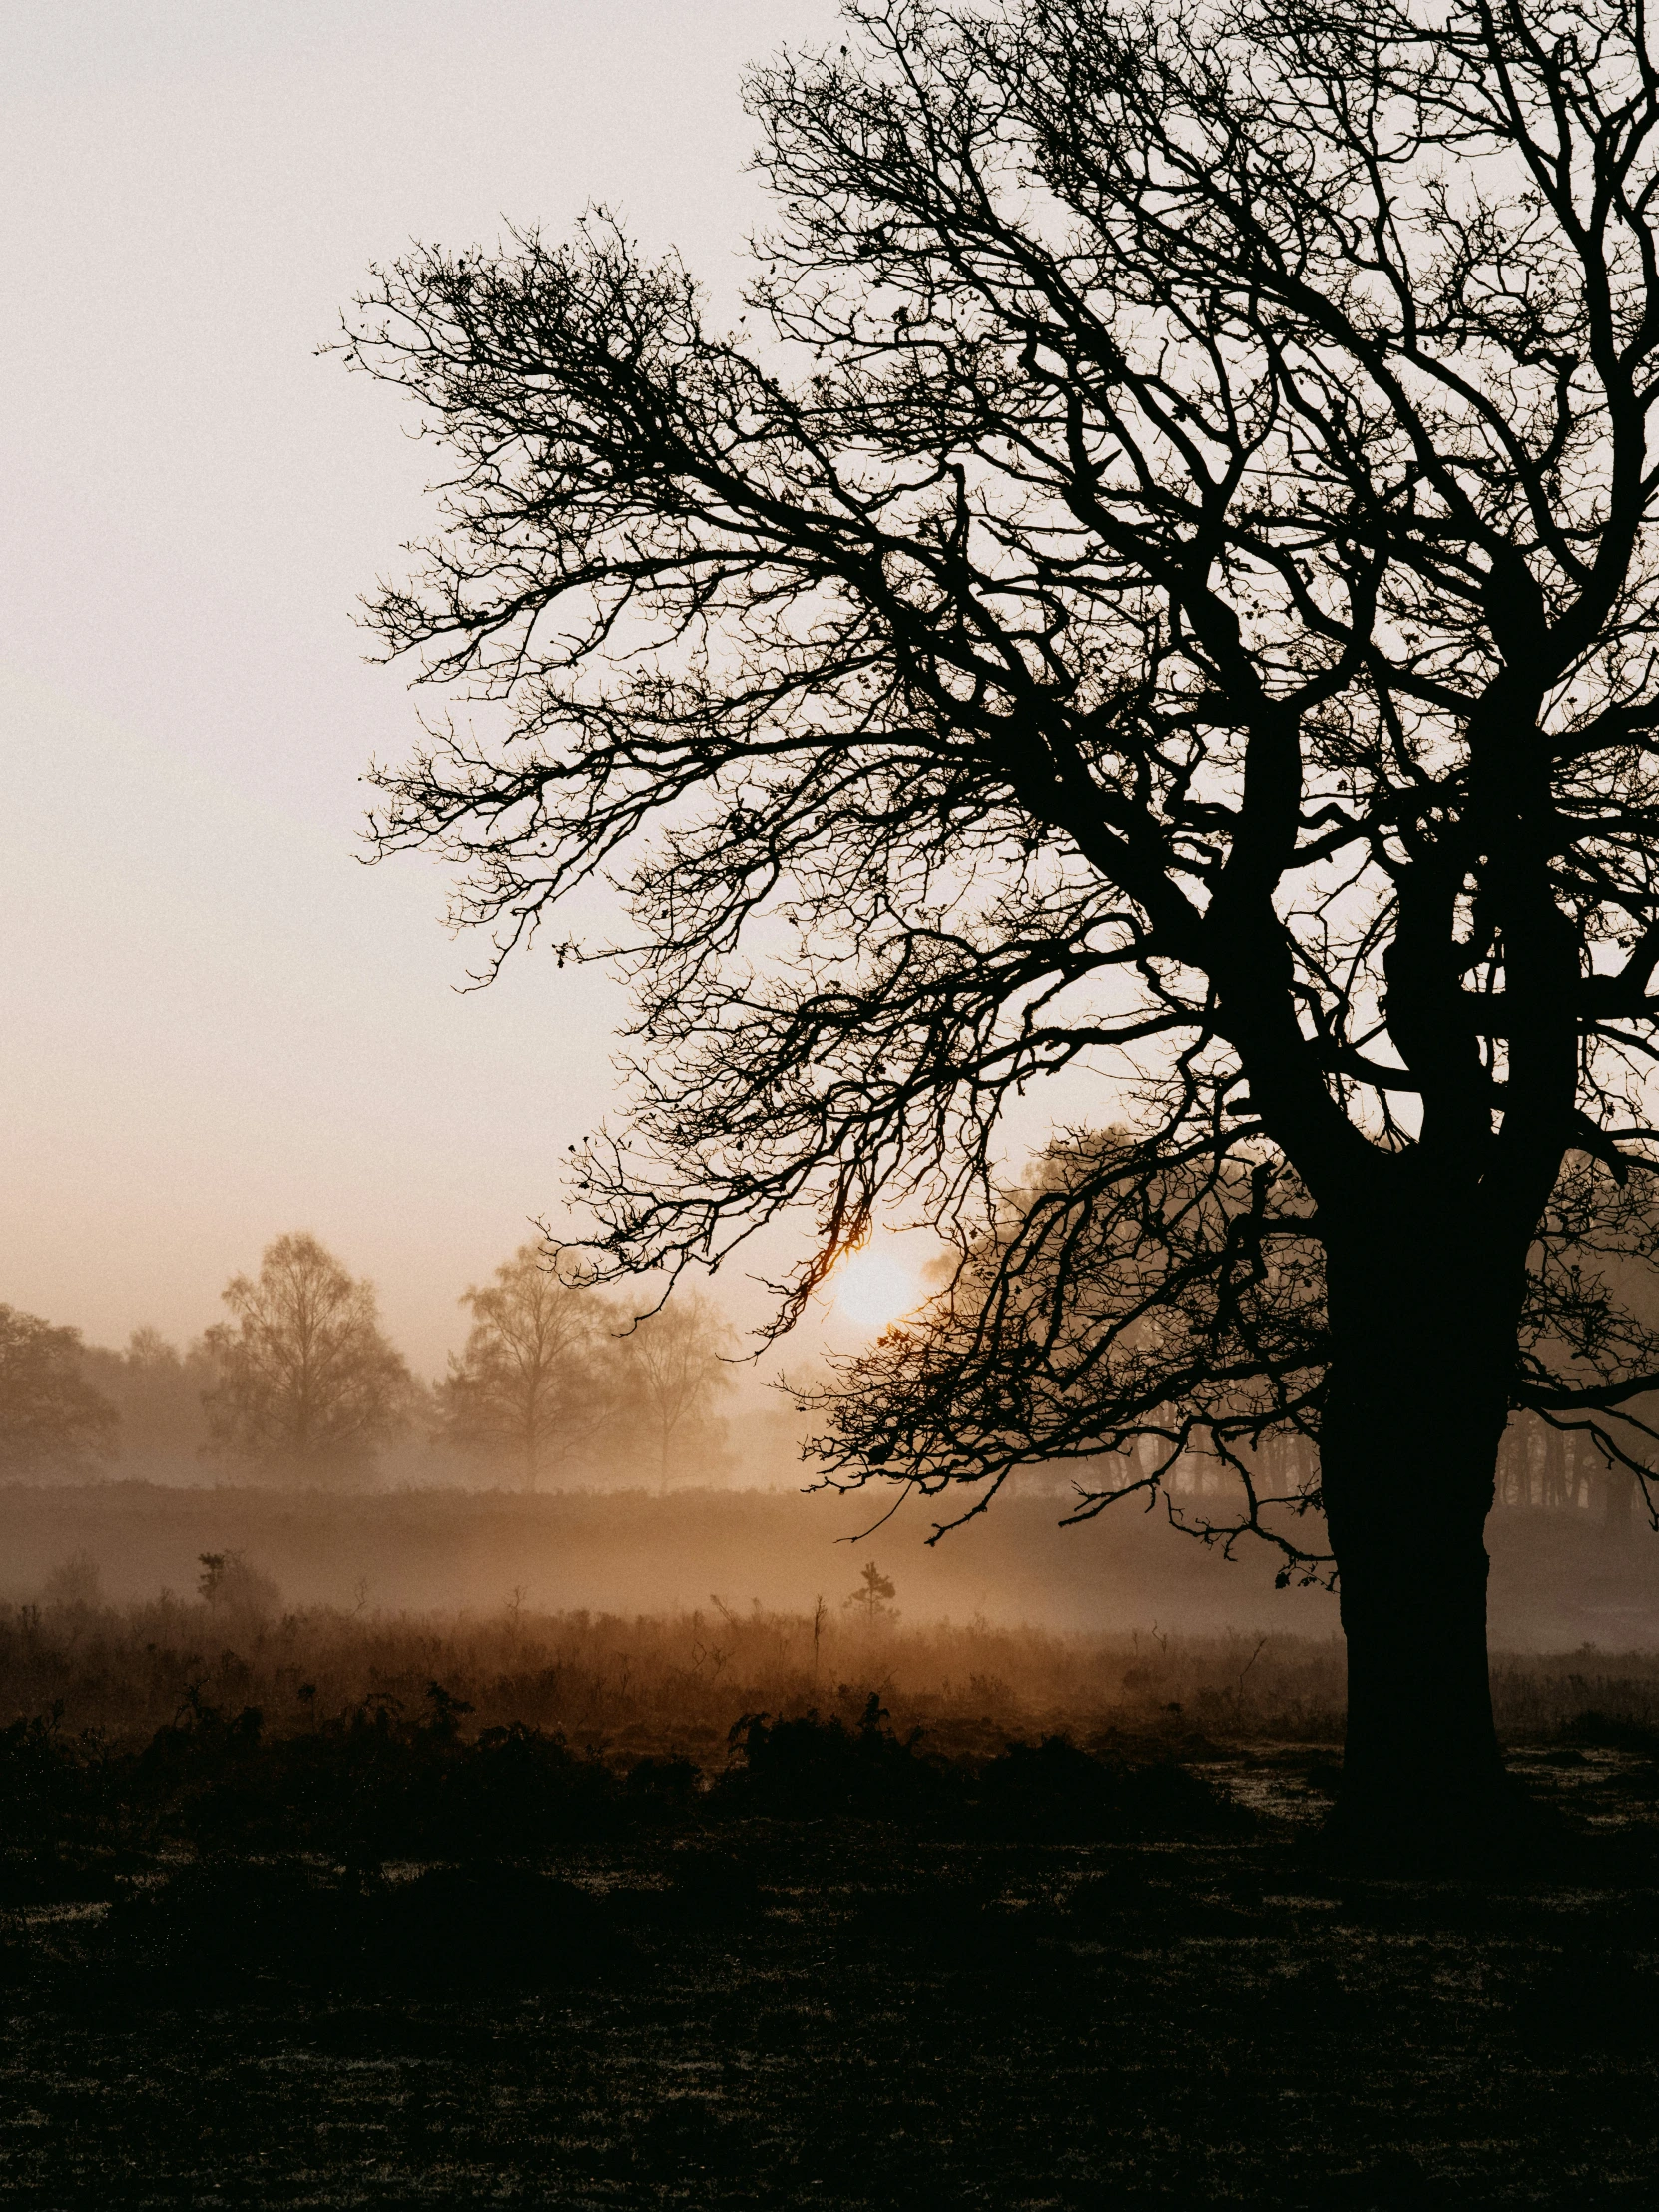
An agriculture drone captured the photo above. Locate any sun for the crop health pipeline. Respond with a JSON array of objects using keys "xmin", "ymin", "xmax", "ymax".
[{"xmin": 830, "ymin": 1247, "xmax": 923, "ymax": 1333}]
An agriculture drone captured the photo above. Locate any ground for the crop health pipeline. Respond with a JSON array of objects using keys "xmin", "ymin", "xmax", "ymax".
[{"xmin": 3, "ymin": 1748, "xmax": 1658, "ymax": 2208}]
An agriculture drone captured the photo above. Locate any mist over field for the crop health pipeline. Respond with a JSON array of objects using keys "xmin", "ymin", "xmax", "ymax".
[
  {"xmin": 3, "ymin": 1471, "xmax": 1658, "ymax": 1650},
  {"xmin": 6, "ymin": 1231, "xmax": 1659, "ymax": 1647}
]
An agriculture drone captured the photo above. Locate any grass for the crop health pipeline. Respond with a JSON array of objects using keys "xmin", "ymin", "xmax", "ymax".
[
  {"xmin": 6, "ymin": 1588, "xmax": 1659, "ymax": 2203},
  {"xmin": 4, "ymin": 1585, "xmax": 1659, "ymax": 1760}
]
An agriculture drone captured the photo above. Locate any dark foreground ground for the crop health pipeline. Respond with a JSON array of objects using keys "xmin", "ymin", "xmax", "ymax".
[{"xmin": 4, "ymin": 1737, "xmax": 1659, "ymax": 2207}]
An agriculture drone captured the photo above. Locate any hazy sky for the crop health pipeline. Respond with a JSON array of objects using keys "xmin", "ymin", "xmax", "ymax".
[{"xmin": 0, "ymin": 1, "xmax": 853, "ymax": 1377}]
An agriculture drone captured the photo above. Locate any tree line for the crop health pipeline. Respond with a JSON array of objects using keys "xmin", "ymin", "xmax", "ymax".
[{"xmin": 0, "ymin": 1234, "xmax": 735, "ymax": 1490}]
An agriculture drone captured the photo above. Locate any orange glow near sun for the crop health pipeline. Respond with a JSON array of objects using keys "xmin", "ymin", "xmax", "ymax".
[{"xmin": 831, "ymin": 1247, "xmax": 923, "ymax": 1333}]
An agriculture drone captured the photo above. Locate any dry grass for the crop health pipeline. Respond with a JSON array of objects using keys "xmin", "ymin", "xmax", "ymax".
[{"xmin": 5, "ymin": 1580, "xmax": 1657, "ymax": 1761}]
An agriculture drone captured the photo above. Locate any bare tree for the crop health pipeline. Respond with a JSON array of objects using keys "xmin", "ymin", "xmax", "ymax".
[
  {"xmin": 344, "ymin": 0, "xmax": 1659, "ymax": 1844},
  {"xmin": 0, "ymin": 1306, "xmax": 117, "ymax": 1476},
  {"xmin": 616, "ymin": 1295, "xmax": 735, "ymax": 1488},
  {"xmin": 436, "ymin": 1243, "xmax": 601, "ymax": 1490},
  {"xmin": 203, "ymin": 1233, "xmax": 413, "ymax": 1484}
]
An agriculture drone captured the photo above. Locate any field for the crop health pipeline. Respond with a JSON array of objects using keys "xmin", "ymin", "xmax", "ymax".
[{"xmin": 4, "ymin": 1562, "xmax": 1659, "ymax": 2204}]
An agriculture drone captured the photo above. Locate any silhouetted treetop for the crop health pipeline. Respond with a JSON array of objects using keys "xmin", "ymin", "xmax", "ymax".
[
  {"xmin": 80, "ymin": 1328, "xmax": 216, "ymax": 1474},
  {"xmin": 347, "ymin": 1, "xmax": 1659, "ymax": 1283},
  {"xmin": 615, "ymin": 1293, "xmax": 736, "ymax": 1489}
]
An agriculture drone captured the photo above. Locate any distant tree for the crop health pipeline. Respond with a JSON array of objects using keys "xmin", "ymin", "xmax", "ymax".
[
  {"xmin": 436, "ymin": 1244, "xmax": 601, "ymax": 1491},
  {"xmin": 0, "ymin": 1305, "xmax": 118, "ymax": 1477},
  {"xmin": 202, "ymin": 1233, "xmax": 413, "ymax": 1484},
  {"xmin": 81, "ymin": 1327, "xmax": 216, "ymax": 1474},
  {"xmin": 842, "ymin": 1559, "xmax": 897, "ymax": 1625},
  {"xmin": 615, "ymin": 1295, "xmax": 735, "ymax": 1488},
  {"xmin": 344, "ymin": 0, "xmax": 1659, "ymax": 1850}
]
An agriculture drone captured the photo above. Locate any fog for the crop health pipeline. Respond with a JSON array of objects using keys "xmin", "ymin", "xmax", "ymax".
[
  {"xmin": 0, "ymin": 3, "xmax": 1288, "ymax": 1624},
  {"xmin": 5, "ymin": 3, "xmax": 1659, "ymax": 1661},
  {"xmin": 6, "ymin": 1476, "xmax": 1659, "ymax": 1649},
  {"xmin": 0, "ymin": 2, "xmax": 921, "ymax": 1567},
  {"xmin": 0, "ymin": 1, "xmax": 842, "ymax": 1377},
  {"xmin": 0, "ymin": 1227, "xmax": 1650, "ymax": 1647}
]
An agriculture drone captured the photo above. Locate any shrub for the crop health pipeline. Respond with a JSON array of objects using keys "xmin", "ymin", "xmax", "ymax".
[
  {"xmin": 720, "ymin": 1693, "xmax": 944, "ymax": 1819},
  {"xmin": 196, "ymin": 1551, "xmax": 281, "ymax": 1618},
  {"xmin": 42, "ymin": 1553, "xmax": 103, "ymax": 1610}
]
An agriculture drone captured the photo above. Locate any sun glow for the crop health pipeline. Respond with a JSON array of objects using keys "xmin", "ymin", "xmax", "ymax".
[{"xmin": 830, "ymin": 1247, "xmax": 924, "ymax": 1334}]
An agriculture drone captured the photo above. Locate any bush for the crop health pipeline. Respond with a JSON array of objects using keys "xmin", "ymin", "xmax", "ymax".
[
  {"xmin": 0, "ymin": 1707, "xmax": 103, "ymax": 1849},
  {"xmin": 196, "ymin": 1551, "xmax": 280, "ymax": 1618},
  {"xmin": 973, "ymin": 1734, "xmax": 1248, "ymax": 1841},
  {"xmin": 719, "ymin": 1694, "xmax": 946, "ymax": 1819},
  {"xmin": 41, "ymin": 1552, "xmax": 103, "ymax": 1610}
]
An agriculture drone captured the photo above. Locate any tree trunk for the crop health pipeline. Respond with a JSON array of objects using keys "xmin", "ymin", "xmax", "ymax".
[
  {"xmin": 1602, "ymin": 1461, "xmax": 1638, "ymax": 1538},
  {"xmin": 1328, "ymin": 1472, "xmax": 1506, "ymax": 1843},
  {"xmin": 1319, "ymin": 1238, "xmax": 1517, "ymax": 1852},
  {"xmin": 1538, "ymin": 1417, "xmax": 1569, "ymax": 1512}
]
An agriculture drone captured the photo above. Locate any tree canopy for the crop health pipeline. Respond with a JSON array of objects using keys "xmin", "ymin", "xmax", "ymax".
[
  {"xmin": 345, "ymin": 0, "xmax": 1659, "ymax": 1831},
  {"xmin": 436, "ymin": 1243, "xmax": 602, "ymax": 1491},
  {"xmin": 203, "ymin": 1233, "xmax": 414, "ymax": 1483},
  {"xmin": 617, "ymin": 1294, "xmax": 736, "ymax": 1488},
  {"xmin": 0, "ymin": 1305, "xmax": 118, "ymax": 1477}
]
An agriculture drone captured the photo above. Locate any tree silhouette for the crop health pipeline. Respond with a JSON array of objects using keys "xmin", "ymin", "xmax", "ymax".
[
  {"xmin": 0, "ymin": 1306, "xmax": 117, "ymax": 1476},
  {"xmin": 345, "ymin": 0, "xmax": 1659, "ymax": 1843},
  {"xmin": 203, "ymin": 1233, "xmax": 413, "ymax": 1484},
  {"xmin": 436, "ymin": 1244, "xmax": 601, "ymax": 1491},
  {"xmin": 196, "ymin": 1550, "xmax": 281, "ymax": 1617},
  {"xmin": 843, "ymin": 1559, "xmax": 898, "ymax": 1624}
]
